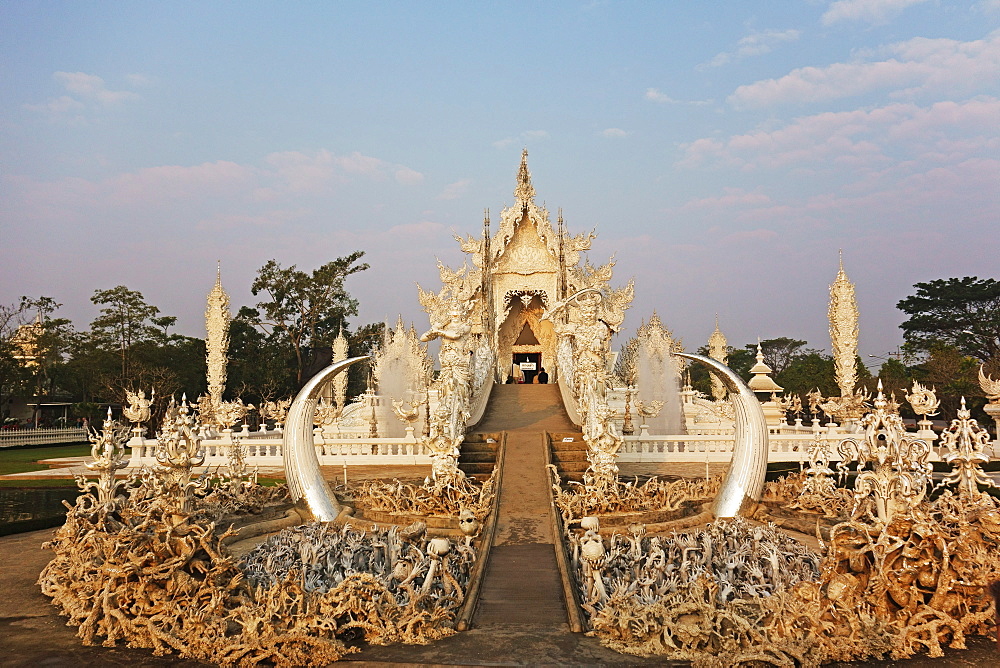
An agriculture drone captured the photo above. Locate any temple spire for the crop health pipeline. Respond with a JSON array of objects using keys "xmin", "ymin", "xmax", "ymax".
[
  {"xmin": 205, "ymin": 262, "xmax": 231, "ymax": 408},
  {"xmin": 557, "ymin": 208, "xmax": 567, "ymax": 302},
  {"xmin": 514, "ymin": 148, "xmax": 535, "ymax": 206},
  {"xmin": 829, "ymin": 251, "xmax": 859, "ymax": 398},
  {"xmin": 707, "ymin": 315, "xmax": 728, "ymax": 401}
]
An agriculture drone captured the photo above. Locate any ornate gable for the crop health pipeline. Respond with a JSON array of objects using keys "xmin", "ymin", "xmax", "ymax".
[{"xmin": 495, "ymin": 210, "xmax": 558, "ymax": 276}]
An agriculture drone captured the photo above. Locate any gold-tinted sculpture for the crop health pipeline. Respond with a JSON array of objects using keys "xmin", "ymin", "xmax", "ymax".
[
  {"xmin": 837, "ymin": 382, "xmax": 932, "ymax": 523},
  {"xmin": 829, "ymin": 252, "xmax": 861, "ymax": 421},
  {"xmin": 205, "ymin": 263, "xmax": 231, "ymax": 410},
  {"xmin": 707, "ymin": 315, "xmax": 728, "ymax": 401},
  {"xmin": 122, "ymin": 387, "xmax": 153, "ymax": 440},
  {"xmin": 938, "ymin": 397, "xmax": 996, "ymax": 499}
]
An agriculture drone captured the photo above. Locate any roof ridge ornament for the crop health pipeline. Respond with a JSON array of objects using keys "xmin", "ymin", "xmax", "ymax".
[{"xmin": 514, "ymin": 148, "xmax": 535, "ymax": 206}]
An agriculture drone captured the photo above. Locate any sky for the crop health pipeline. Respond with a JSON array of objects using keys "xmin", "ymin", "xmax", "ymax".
[{"xmin": 2, "ymin": 1, "xmax": 998, "ymax": 366}]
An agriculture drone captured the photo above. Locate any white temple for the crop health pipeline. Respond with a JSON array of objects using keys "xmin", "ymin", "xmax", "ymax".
[{"xmin": 124, "ymin": 153, "xmax": 932, "ymax": 471}]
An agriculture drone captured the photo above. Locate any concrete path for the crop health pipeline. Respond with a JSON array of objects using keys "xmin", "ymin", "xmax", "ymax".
[{"xmin": 468, "ymin": 385, "xmax": 572, "ymax": 627}]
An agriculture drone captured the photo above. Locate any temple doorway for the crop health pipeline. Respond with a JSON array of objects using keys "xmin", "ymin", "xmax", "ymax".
[
  {"xmin": 496, "ymin": 293, "xmax": 555, "ymax": 384},
  {"xmin": 509, "ymin": 321, "xmax": 544, "ymax": 383},
  {"xmin": 513, "ymin": 351, "xmax": 542, "ymax": 383}
]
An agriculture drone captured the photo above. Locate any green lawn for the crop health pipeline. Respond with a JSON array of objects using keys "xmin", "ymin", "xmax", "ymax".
[
  {"xmin": 0, "ymin": 444, "xmax": 91, "ymax": 476},
  {"xmin": 0, "ymin": 444, "xmax": 287, "ymax": 489}
]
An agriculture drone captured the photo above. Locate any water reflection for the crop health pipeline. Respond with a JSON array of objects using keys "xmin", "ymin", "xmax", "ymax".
[{"xmin": 0, "ymin": 487, "xmax": 78, "ymax": 535}]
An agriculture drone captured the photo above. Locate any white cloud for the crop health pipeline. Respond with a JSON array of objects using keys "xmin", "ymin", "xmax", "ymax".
[
  {"xmin": 53, "ymin": 71, "xmax": 138, "ymax": 105},
  {"xmin": 26, "ymin": 71, "xmax": 142, "ymax": 121},
  {"xmin": 646, "ymin": 87, "xmax": 712, "ymax": 106},
  {"xmin": 728, "ymin": 30, "xmax": 1000, "ymax": 107},
  {"xmin": 493, "ymin": 130, "xmax": 550, "ymax": 149},
  {"xmin": 394, "ymin": 167, "xmax": 424, "ymax": 185},
  {"xmin": 645, "ymin": 87, "xmax": 678, "ymax": 103},
  {"xmin": 681, "ymin": 97, "xmax": 1000, "ymax": 170},
  {"xmin": 24, "ymin": 95, "xmax": 85, "ymax": 115},
  {"xmin": 437, "ymin": 178, "xmax": 473, "ymax": 200},
  {"xmin": 822, "ymin": 0, "xmax": 931, "ymax": 26},
  {"xmin": 124, "ymin": 73, "xmax": 153, "ymax": 87},
  {"xmin": 978, "ymin": 0, "xmax": 1000, "ymax": 12},
  {"xmin": 701, "ymin": 29, "xmax": 801, "ymax": 68},
  {"xmin": 262, "ymin": 149, "xmax": 423, "ymax": 191},
  {"xmin": 601, "ymin": 128, "xmax": 628, "ymax": 138},
  {"xmin": 679, "ymin": 188, "xmax": 773, "ymax": 211},
  {"xmin": 721, "ymin": 228, "xmax": 779, "ymax": 244}
]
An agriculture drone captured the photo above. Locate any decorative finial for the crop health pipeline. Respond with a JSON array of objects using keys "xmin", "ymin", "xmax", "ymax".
[{"xmin": 514, "ymin": 148, "xmax": 535, "ymax": 204}]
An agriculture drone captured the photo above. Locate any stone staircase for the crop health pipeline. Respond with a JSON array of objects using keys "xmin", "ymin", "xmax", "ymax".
[
  {"xmin": 459, "ymin": 432, "xmax": 501, "ymax": 481},
  {"xmin": 548, "ymin": 432, "xmax": 588, "ymax": 483}
]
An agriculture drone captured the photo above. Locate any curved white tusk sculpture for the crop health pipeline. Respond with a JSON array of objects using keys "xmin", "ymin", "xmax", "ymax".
[
  {"xmin": 675, "ymin": 352, "xmax": 769, "ymax": 519},
  {"xmin": 283, "ymin": 356, "xmax": 369, "ymax": 522}
]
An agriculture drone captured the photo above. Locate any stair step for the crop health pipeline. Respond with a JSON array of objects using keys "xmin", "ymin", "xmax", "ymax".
[
  {"xmin": 459, "ymin": 443, "xmax": 499, "ymax": 454},
  {"xmin": 459, "ymin": 463, "xmax": 495, "ymax": 474},
  {"xmin": 459, "ymin": 452, "xmax": 496, "ymax": 464},
  {"xmin": 551, "ymin": 452, "xmax": 588, "ymax": 463}
]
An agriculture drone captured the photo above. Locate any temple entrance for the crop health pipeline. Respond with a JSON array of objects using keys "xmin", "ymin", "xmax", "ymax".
[
  {"xmin": 513, "ymin": 351, "xmax": 542, "ymax": 383},
  {"xmin": 497, "ymin": 294, "xmax": 556, "ymax": 384}
]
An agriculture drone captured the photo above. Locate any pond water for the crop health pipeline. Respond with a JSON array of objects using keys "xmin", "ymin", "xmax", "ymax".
[{"xmin": 0, "ymin": 487, "xmax": 78, "ymax": 536}]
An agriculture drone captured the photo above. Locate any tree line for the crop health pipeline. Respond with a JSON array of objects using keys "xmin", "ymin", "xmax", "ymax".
[
  {"xmin": 3, "ymin": 267, "xmax": 997, "ymax": 430},
  {"xmin": 0, "ymin": 253, "xmax": 381, "ymax": 428},
  {"xmin": 688, "ymin": 276, "xmax": 1000, "ymax": 427}
]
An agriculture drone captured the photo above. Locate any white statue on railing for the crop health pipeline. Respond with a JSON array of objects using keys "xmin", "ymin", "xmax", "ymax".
[
  {"xmin": 419, "ymin": 298, "xmax": 475, "ymax": 487},
  {"xmin": 544, "ymin": 289, "xmax": 612, "ymax": 403},
  {"xmin": 123, "ymin": 388, "xmax": 154, "ymax": 442}
]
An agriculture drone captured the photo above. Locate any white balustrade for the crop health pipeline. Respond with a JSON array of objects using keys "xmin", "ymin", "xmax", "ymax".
[
  {"xmin": 618, "ymin": 433, "xmax": 849, "ymax": 463},
  {"xmin": 0, "ymin": 427, "xmax": 88, "ymax": 449},
  {"xmin": 128, "ymin": 428, "xmax": 430, "ymax": 468}
]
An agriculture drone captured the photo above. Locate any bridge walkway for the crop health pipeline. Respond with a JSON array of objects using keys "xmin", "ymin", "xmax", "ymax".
[{"xmin": 343, "ymin": 383, "xmax": 667, "ymax": 664}]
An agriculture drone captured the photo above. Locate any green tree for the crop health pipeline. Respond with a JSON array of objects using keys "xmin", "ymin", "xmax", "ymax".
[
  {"xmin": 872, "ymin": 358, "xmax": 912, "ymax": 406},
  {"xmin": 250, "ymin": 253, "xmax": 369, "ymax": 387},
  {"xmin": 227, "ymin": 306, "xmax": 297, "ymax": 404},
  {"xmin": 775, "ymin": 352, "xmax": 838, "ymax": 397},
  {"xmin": 757, "ymin": 337, "xmax": 808, "ymax": 375},
  {"xmin": 0, "ymin": 298, "xmax": 36, "ymax": 420},
  {"xmin": 90, "ymin": 286, "xmax": 163, "ymax": 378},
  {"xmin": 897, "ymin": 277, "xmax": 1000, "ymax": 362},
  {"xmin": 914, "ymin": 343, "xmax": 981, "ymax": 421}
]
